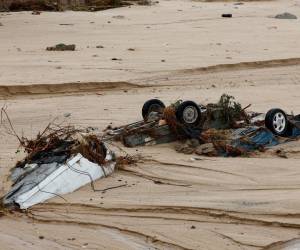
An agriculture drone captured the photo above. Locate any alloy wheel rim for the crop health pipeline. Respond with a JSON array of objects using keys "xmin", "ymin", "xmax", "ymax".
[
  {"xmin": 272, "ymin": 112, "xmax": 286, "ymax": 133},
  {"xmin": 183, "ymin": 106, "xmax": 198, "ymax": 123}
]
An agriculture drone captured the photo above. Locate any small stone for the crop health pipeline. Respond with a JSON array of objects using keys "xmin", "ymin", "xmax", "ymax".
[
  {"xmin": 46, "ymin": 44, "xmax": 75, "ymax": 51},
  {"xmin": 111, "ymin": 58, "xmax": 122, "ymax": 61},
  {"xmin": 191, "ymin": 225, "xmax": 196, "ymax": 229},
  {"xmin": 275, "ymin": 12, "xmax": 297, "ymax": 19},
  {"xmin": 128, "ymin": 48, "xmax": 135, "ymax": 51},
  {"xmin": 112, "ymin": 15, "xmax": 125, "ymax": 19},
  {"xmin": 64, "ymin": 112, "xmax": 71, "ymax": 118},
  {"xmin": 96, "ymin": 45, "xmax": 104, "ymax": 48},
  {"xmin": 39, "ymin": 236, "xmax": 44, "ymax": 239},
  {"xmin": 222, "ymin": 14, "xmax": 232, "ymax": 18}
]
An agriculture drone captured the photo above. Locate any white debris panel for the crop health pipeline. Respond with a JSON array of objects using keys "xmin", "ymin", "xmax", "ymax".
[{"xmin": 3, "ymin": 150, "xmax": 116, "ymax": 209}]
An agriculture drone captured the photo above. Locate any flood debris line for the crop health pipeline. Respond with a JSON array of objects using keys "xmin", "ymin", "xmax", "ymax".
[
  {"xmin": 0, "ymin": 0, "xmax": 132, "ymax": 12},
  {"xmin": 0, "ymin": 108, "xmax": 117, "ymax": 209},
  {"xmin": 103, "ymin": 94, "xmax": 300, "ymax": 157},
  {"xmin": 137, "ymin": 0, "xmax": 154, "ymax": 6},
  {"xmin": 46, "ymin": 43, "xmax": 76, "ymax": 51},
  {"xmin": 1, "ymin": 0, "xmax": 60, "ymax": 12}
]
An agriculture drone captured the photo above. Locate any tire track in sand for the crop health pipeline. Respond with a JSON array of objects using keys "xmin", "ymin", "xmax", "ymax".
[
  {"xmin": 179, "ymin": 57, "xmax": 300, "ymax": 74},
  {"xmin": 131, "ymin": 57, "xmax": 300, "ymax": 84},
  {"xmin": 1, "ymin": 57, "xmax": 300, "ymax": 99},
  {"xmin": 0, "ymin": 81, "xmax": 155, "ymax": 99}
]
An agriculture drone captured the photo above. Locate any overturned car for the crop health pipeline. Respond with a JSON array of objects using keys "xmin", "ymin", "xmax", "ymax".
[
  {"xmin": 104, "ymin": 94, "xmax": 300, "ymax": 156},
  {"xmin": 141, "ymin": 97, "xmax": 300, "ymax": 137}
]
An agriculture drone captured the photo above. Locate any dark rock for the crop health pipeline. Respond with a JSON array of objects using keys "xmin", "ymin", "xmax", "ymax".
[
  {"xmin": 46, "ymin": 44, "xmax": 76, "ymax": 51},
  {"xmin": 275, "ymin": 12, "xmax": 297, "ymax": 19},
  {"xmin": 112, "ymin": 15, "xmax": 125, "ymax": 19},
  {"xmin": 222, "ymin": 14, "xmax": 232, "ymax": 18}
]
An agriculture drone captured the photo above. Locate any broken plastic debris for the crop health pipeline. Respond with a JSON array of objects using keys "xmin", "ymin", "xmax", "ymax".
[{"xmin": 3, "ymin": 151, "xmax": 115, "ymax": 209}]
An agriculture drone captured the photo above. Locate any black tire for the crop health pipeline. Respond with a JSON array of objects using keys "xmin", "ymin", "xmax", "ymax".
[
  {"xmin": 265, "ymin": 108, "xmax": 292, "ymax": 136},
  {"xmin": 142, "ymin": 99, "xmax": 165, "ymax": 120},
  {"xmin": 176, "ymin": 101, "xmax": 201, "ymax": 126}
]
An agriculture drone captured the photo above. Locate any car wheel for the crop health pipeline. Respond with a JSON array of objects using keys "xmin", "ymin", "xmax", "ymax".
[
  {"xmin": 265, "ymin": 108, "xmax": 291, "ymax": 136},
  {"xmin": 176, "ymin": 101, "xmax": 201, "ymax": 126},
  {"xmin": 142, "ymin": 99, "xmax": 165, "ymax": 120}
]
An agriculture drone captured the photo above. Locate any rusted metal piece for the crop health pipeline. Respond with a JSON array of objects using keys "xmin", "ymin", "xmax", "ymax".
[{"xmin": 123, "ymin": 124, "xmax": 177, "ymax": 147}]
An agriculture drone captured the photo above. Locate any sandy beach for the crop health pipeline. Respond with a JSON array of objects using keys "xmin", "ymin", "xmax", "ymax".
[{"xmin": 1, "ymin": 0, "xmax": 300, "ymax": 249}]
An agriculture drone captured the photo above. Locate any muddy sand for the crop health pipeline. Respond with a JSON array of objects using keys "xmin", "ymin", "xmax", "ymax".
[{"xmin": 1, "ymin": 0, "xmax": 300, "ymax": 249}]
